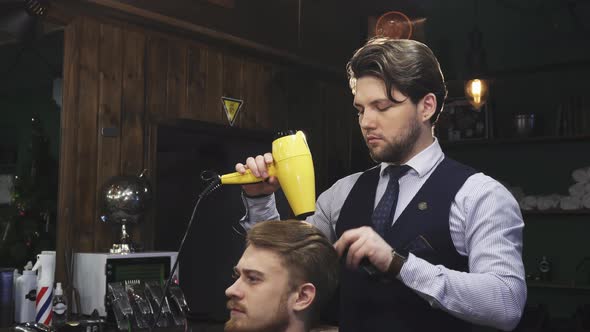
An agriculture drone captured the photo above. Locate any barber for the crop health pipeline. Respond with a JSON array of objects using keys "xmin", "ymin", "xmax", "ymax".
[{"xmin": 234, "ymin": 37, "xmax": 526, "ymax": 332}]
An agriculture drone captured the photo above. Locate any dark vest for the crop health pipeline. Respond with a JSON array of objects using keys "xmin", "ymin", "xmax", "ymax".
[{"xmin": 335, "ymin": 157, "xmax": 476, "ymax": 332}]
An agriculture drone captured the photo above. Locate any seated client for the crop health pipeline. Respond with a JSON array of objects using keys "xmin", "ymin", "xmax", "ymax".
[{"xmin": 225, "ymin": 220, "xmax": 339, "ymax": 332}]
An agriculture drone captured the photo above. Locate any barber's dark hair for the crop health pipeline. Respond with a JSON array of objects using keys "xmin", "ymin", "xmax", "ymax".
[
  {"xmin": 346, "ymin": 37, "xmax": 448, "ymax": 124},
  {"xmin": 246, "ymin": 220, "xmax": 339, "ymax": 320}
]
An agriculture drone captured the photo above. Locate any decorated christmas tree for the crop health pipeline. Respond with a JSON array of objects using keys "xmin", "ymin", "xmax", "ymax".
[{"xmin": 0, "ymin": 114, "xmax": 57, "ymax": 269}]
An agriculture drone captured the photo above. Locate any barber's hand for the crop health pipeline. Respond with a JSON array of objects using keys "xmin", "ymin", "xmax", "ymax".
[
  {"xmin": 334, "ymin": 226, "xmax": 393, "ymax": 273},
  {"xmin": 235, "ymin": 152, "xmax": 280, "ymax": 197}
]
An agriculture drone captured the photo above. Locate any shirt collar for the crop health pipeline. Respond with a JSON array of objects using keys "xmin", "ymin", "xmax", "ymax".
[{"xmin": 379, "ymin": 138, "xmax": 444, "ymax": 178}]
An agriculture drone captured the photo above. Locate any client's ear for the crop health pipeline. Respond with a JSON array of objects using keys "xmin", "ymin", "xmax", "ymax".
[{"xmin": 292, "ymin": 283, "xmax": 316, "ymax": 312}]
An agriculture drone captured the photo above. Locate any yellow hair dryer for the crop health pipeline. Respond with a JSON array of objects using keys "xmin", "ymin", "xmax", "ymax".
[{"xmin": 220, "ymin": 130, "xmax": 316, "ymax": 219}]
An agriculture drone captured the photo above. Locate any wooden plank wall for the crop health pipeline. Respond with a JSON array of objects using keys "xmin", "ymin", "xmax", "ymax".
[{"xmin": 57, "ymin": 16, "xmax": 357, "ymax": 283}]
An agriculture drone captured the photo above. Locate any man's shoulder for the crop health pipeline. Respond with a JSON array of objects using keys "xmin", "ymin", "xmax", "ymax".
[
  {"xmin": 461, "ymin": 172, "xmax": 517, "ymax": 201},
  {"xmin": 331, "ymin": 171, "xmax": 364, "ymax": 189},
  {"xmin": 322, "ymin": 168, "xmax": 377, "ymax": 198},
  {"xmin": 464, "ymin": 172, "xmax": 502, "ymax": 187}
]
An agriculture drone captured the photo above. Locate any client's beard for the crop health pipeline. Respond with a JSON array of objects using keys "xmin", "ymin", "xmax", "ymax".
[{"xmin": 224, "ymin": 297, "xmax": 290, "ymax": 332}]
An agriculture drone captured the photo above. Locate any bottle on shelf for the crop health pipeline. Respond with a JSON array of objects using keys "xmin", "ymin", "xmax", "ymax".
[
  {"xmin": 538, "ymin": 256, "xmax": 552, "ymax": 281},
  {"xmin": 52, "ymin": 282, "xmax": 68, "ymax": 327}
]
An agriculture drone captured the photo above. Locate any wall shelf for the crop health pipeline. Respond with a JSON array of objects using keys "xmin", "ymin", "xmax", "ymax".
[
  {"xmin": 527, "ymin": 282, "xmax": 590, "ymax": 291},
  {"xmin": 441, "ymin": 135, "xmax": 590, "ymax": 149},
  {"xmin": 522, "ymin": 209, "xmax": 590, "ymax": 216}
]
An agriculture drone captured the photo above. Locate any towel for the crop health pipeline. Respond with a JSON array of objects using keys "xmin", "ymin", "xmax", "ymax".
[
  {"xmin": 519, "ymin": 196, "xmax": 537, "ymax": 210},
  {"xmin": 572, "ymin": 167, "xmax": 590, "ymax": 183},
  {"xmin": 569, "ymin": 182, "xmax": 588, "ymax": 197},
  {"xmin": 537, "ymin": 195, "xmax": 560, "ymax": 210}
]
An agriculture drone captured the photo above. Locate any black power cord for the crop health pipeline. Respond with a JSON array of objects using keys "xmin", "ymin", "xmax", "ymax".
[{"xmin": 149, "ymin": 171, "xmax": 222, "ymax": 330}]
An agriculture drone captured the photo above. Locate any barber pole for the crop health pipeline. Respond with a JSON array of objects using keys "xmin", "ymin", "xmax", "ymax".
[
  {"xmin": 32, "ymin": 251, "xmax": 56, "ymax": 326},
  {"xmin": 35, "ymin": 285, "xmax": 52, "ymax": 325}
]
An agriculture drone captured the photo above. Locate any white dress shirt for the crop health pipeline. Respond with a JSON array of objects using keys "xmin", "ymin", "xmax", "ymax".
[{"xmin": 240, "ymin": 139, "xmax": 527, "ymax": 331}]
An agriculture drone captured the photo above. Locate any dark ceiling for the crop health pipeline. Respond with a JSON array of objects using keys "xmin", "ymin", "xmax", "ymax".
[
  {"xmin": 98, "ymin": 0, "xmax": 590, "ymax": 78},
  {"xmin": 1, "ymin": 0, "xmax": 589, "ymax": 81}
]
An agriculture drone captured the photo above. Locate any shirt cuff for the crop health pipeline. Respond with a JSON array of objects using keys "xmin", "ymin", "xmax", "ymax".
[{"xmin": 398, "ymin": 253, "xmax": 444, "ymax": 304}]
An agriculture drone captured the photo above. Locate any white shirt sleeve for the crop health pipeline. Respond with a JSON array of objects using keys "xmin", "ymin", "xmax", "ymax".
[{"xmin": 239, "ymin": 192, "xmax": 281, "ymax": 231}]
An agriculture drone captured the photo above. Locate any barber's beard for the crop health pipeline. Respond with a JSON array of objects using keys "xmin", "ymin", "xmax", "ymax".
[
  {"xmin": 224, "ymin": 295, "xmax": 290, "ymax": 332},
  {"xmin": 369, "ymin": 116, "xmax": 421, "ymax": 164}
]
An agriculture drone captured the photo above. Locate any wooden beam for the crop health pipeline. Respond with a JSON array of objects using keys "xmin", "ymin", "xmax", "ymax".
[
  {"xmin": 46, "ymin": 2, "xmax": 76, "ymax": 25},
  {"xmin": 206, "ymin": 0, "xmax": 235, "ymax": 9},
  {"xmin": 70, "ymin": 0, "xmax": 342, "ymax": 77}
]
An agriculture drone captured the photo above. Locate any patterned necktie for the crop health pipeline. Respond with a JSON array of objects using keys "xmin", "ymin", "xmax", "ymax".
[{"xmin": 372, "ymin": 165, "xmax": 411, "ymax": 236}]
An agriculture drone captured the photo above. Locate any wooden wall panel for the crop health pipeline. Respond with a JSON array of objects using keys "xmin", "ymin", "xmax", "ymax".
[
  {"xmin": 282, "ymin": 71, "xmax": 309, "ymax": 133},
  {"xmin": 269, "ymin": 66, "xmax": 290, "ymax": 130},
  {"xmin": 205, "ymin": 48, "xmax": 224, "ymax": 124},
  {"xmin": 241, "ymin": 59, "xmax": 259, "ymax": 128},
  {"xmin": 119, "ymin": 29, "xmax": 147, "ymax": 247},
  {"xmin": 186, "ymin": 44, "xmax": 207, "ymax": 120},
  {"xmin": 142, "ymin": 121, "xmax": 157, "ymax": 249},
  {"xmin": 95, "ymin": 23, "xmax": 123, "ymax": 250},
  {"xmin": 56, "ymin": 18, "xmax": 81, "ymax": 287},
  {"xmin": 120, "ymin": 29, "xmax": 146, "ymax": 175},
  {"xmin": 166, "ymin": 42, "xmax": 187, "ymax": 119},
  {"xmin": 222, "ymin": 54, "xmax": 243, "ymax": 126},
  {"xmin": 76, "ymin": 19, "xmax": 100, "ymax": 251},
  {"xmin": 143, "ymin": 35, "xmax": 169, "ymax": 250},
  {"xmin": 256, "ymin": 63, "xmax": 273, "ymax": 129},
  {"xmin": 145, "ymin": 35, "xmax": 168, "ymax": 123}
]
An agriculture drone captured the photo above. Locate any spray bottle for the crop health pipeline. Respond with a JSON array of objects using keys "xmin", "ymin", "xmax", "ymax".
[
  {"xmin": 15, "ymin": 261, "xmax": 37, "ymax": 323},
  {"xmin": 32, "ymin": 251, "xmax": 55, "ymax": 326},
  {"xmin": 52, "ymin": 282, "xmax": 67, "ymax": 327}
]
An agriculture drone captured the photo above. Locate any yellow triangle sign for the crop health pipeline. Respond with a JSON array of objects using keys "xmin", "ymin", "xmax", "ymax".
[{"xmin": 222, "ymin": 96, "xmax": 244, "ymax": 126}]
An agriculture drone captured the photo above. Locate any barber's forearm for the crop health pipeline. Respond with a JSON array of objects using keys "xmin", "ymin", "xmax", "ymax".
[
  {"xmin": 239, "ymin": 192, "xmax": 280, "ymax": 230},
  {"xmin": 400, "ymin": 255, "xmax": 526, "ymax": 331}
]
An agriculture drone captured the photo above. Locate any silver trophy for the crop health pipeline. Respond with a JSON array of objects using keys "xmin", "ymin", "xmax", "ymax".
[{"xmin": 100, "ymin": 170, "xmax": 152, "ymax": 254}]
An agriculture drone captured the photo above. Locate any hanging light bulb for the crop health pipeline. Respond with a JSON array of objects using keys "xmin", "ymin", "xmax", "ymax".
[
  {"xmin": 464, "ymin": 0, "xmax": 489, "ymax": 111},
  {"xmin": 465, "ymin": 78, "xmax": 488, "ymax": 110}
]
